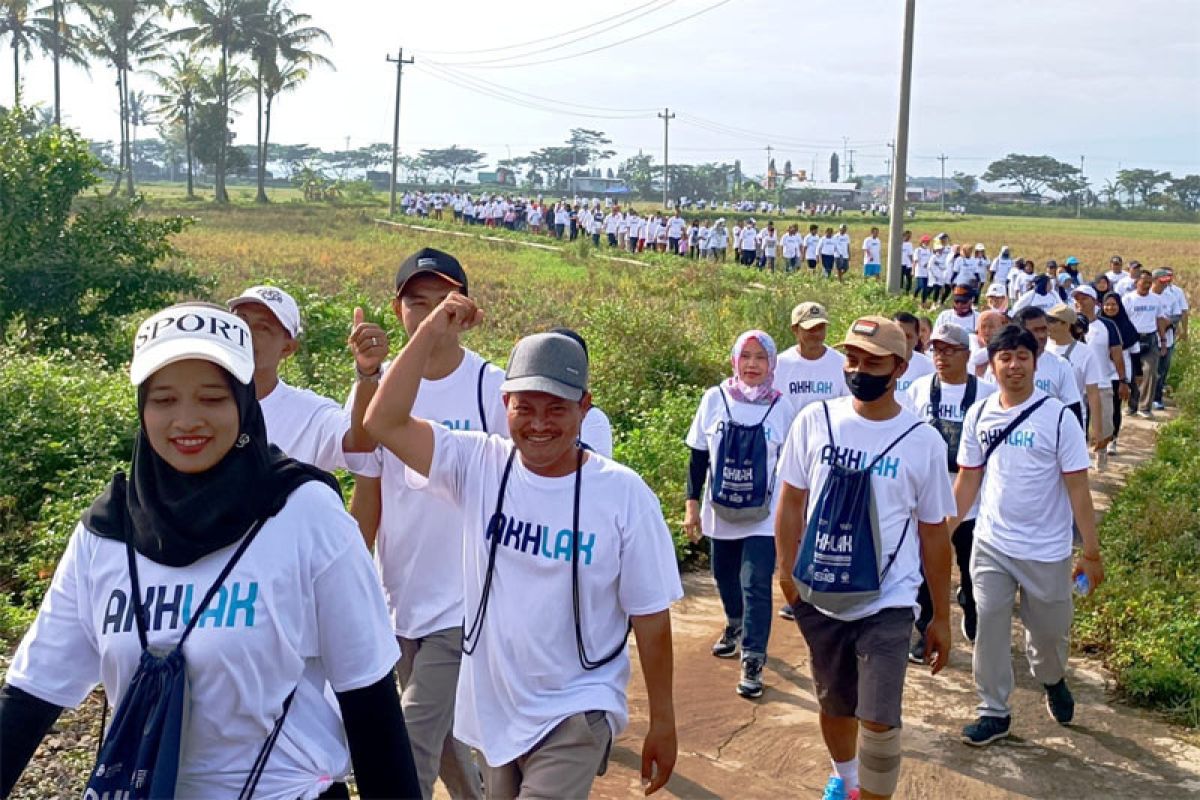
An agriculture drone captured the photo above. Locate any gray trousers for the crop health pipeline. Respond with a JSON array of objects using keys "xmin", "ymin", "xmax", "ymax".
[
  {"xmin": 971, "ymin": 540, "xmax": 1073, "ymax": 718},
  {"xmin": 1136, "ymin": 338, "xmax": 1161, "ymax": 413},
  {"xmin": 483, "ymin": 711, "xmax": 612, "ymax": 800},
  {"xmin": 396, "ymin": 627, "xmax": 483, "ymax": 800}
]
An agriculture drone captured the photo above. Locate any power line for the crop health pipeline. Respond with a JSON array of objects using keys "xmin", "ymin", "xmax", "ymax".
[
  {"xmin": 426, "ymin": 0, "xmax": 678, "ymax": 66},
  {"xmin": 438, "ymin": 0, "xmax": 737, "ymax": 70},
  {"xmin": 422, "ymin": 60, "xmax": 659, "ymax": 114},
  {"xmin": 417, "ymin": 0, "xmax": 670, "ymax": 56},
  {"xmin": 675, "ymin": 113, "xmax": 885, "ymax": 152}
]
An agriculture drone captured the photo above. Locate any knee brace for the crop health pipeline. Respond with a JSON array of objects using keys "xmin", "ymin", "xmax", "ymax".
[{"xmin": 859, "ymin": 726, "xmax": 903, "ymax": 797}]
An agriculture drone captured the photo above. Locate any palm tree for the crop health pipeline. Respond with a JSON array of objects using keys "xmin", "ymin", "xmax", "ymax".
[
  {"xmin": 79, "ymin": 0, "xmax": 166, "ymax": 196},
  {"xmin": 2, "ymin": 0, "xmax": 53, "ymax": 105},
  {"xmin": 245, "ymin": 0, "xmax": 331, "ymax": 202},
  {"xmin": 36, "ymin": 1, "xmax": 89, "ymax": 124},
  {"xmin": 151, "ymin": 48, "xmax": 206, "ymax": 198},
  {"xmin": 172, "ymin": 0, "xmax": 257, "ymax": 203}
]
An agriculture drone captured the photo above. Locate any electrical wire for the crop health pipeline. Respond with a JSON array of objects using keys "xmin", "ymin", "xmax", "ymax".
[
  {"xmin": 417, "ymin": 0, "xmax": 670, "ymax": 56},
  {"xmin": 426, "ymin": 0, "xmax": 678, "ymax": 66},
  {"xmin": 412, "ymin": 62, "xmax": 654, "ymax": 120},
  {"xmin": 439, "ymin": 0, "xmax": 737, "ymax": 69},
  {"xmin": 424, "ymin": 60, "xmax": 660, "ymax": 114}
]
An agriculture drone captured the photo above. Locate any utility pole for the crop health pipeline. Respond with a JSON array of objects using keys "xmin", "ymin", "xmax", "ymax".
[
  {"xmin": 387, "ymin": 47, "xmax": 414, "ymax": 217},
  {"xmin": 658, "ymin": 107, "xmax": 674, "ymax": 209},
  {"xmin": 938, "ymin": 153, "xmax": 948, "ymax": 213},
  {"xmin": 765, "ymin": 144, "xmax": 773, "ymax": 188},
  {"xmin": 1078, "ymin": 154, "xmax": 1085, "ymax": 218},
  {"xmin": 886, "ymin": 0, "xmax": 917, "ymax": 294},
  {"xmin": 847, "ymin": 149, "xmax": 856, "ymax": 178},
  {"xmin": 842, "ymin": 136, "xmax": 849, "ymax": 172}
]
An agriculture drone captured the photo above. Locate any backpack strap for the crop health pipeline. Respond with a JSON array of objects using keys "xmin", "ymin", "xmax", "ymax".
[
  {"xmin": 477, "ymin": 360, "xmax": 490, "ymax": 434},
  {"xmin": 929, "ymin": 375, "xmax": 943, "ymax": 420},
  {"xmin": 237, "ymin": 688, "xmax": 296, "ymax": 800},
  {"xmin": 820, "ymin": 401, "xmax": 835, "ymax": 447},
  {"xmin": 571, "ymin": 447, "xmax": 630, "ymax": 671},
  {"xmin": 961, "ymin": 375, "xmax": 978, "ymax": 415},
  {"xmin": 982, "ymin": 396, "xmax": 1051, "ymax": 463}
]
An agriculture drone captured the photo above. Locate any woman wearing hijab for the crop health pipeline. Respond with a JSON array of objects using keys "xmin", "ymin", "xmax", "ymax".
[
  {"xmin": 1102, "ymin": 291, "xmax": 1141, "ymax": 454},
  {"xmin": 1012, "ymin": 273, "xmax": 1061, "ymax": 314},
  {"xmin": 683, "ymin": 331, "xmax": 798, "ymax": 700},
  {"xmin": 0, "ymin": 304, "xmax": 419, "ymax": 800}
]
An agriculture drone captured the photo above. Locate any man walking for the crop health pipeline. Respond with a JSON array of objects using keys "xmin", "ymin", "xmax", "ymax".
[
  {"xmin": 776, "ymin": 316, "xmax": 954, "ymax": 800},
  {"xmin": 1122, "ymin": 271, "xmax": 1171, "ymax": 418},
  {"xmin": 954, "ymin": 325, "xmax": 1104, "ymax": 746}
]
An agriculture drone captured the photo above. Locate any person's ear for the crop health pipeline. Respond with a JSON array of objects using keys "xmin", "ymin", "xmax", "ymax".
[
  {"xmin": 579, "ymin": 391, "xmax": 593, "ymax": 416},
  {"xmin": 282, "ymin": 336, "xmax": 300, "ymax": 359},
  {"xmin": 893, "ymin": 357, "xmax": 908, "ymax": 379},
  {"xmin": 391, "ymin": 295, "xmax": 403, "ymax": 320}
]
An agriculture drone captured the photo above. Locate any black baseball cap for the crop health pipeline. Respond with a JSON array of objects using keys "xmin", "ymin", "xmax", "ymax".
[{"xmin": 394, "ymin": 247, "xmax": 468, "ymax": 297}]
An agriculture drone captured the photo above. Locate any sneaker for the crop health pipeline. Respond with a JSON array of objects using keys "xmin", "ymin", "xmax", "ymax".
[
  {"xmin": 908, "ymin": 634, "xmax": 926, "ymax": 664},
  {"xmin": 778, "ymin": 603, "xmax": 796, "ymax": 621},
  {"xmin": 820, "ymin": 775, "xmax": 860, "ymax": 800},
  {"xmin": 1138, "ymin": 409, "xmax": 1154, "ymax": 419},
  {"xmin": 962, "ymin": 715, "xmax": 1011, "ymax": 747},
  {"xmin": 711, "ymin": 625, "xmax": 742, "ymax": 658},
  {"xmin": 956, "ymin": 586, "xmax": 977, "ymax": 643},
  {"xmin": 1153, "ymin": 401, "xmax": 1166, "ymax": 411},
  {"xmin": 1044, "ymin": 678, "xmax": 1075, "ymax": 725},
  {"xmin": 1107, "ymin": 440, "xmax": 1118, "ymax": 456},
  {"xmin": 736, "ymin": 656, "xmax": 765, "ymax": 699}
]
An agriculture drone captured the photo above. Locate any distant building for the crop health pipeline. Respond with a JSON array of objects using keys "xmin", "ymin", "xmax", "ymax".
[
  {"xmin": 568, "ymin": 175, "xmax": 631, "ymax": 195},
  {"xmin": 476, "ymin": 167, "xmax": 517, "ymax": 186}
]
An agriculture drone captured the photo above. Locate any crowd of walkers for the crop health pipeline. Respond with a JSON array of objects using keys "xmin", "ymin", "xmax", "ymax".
[{"xmin": 0, "ymin": 237, "xmax": 1188, "ymax": 800}]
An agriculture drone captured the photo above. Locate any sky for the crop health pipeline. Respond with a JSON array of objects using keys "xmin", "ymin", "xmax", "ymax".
[{"xmin": 8, "ymin": 0, "xmax": 1200, "ymax": 186}]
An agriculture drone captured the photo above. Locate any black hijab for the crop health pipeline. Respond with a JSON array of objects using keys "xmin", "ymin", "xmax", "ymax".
[
  {"xmin": 1101, "ymin": 291, "xmax": 1140, "ymax": 350},
  {"xmin": 83, "ymin": 367, "xmax": 339, "ymax": 567}
]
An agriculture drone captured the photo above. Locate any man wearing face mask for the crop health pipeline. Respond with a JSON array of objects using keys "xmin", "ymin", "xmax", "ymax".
[{"xmin": 776, "ymin": 317, "xmax": 954, "ymax": 800}]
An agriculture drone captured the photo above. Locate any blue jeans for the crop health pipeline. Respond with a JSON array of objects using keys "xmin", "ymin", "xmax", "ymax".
[{"xmin": 710, "ymin": 536, "xmax": 776, "ymax": 658}]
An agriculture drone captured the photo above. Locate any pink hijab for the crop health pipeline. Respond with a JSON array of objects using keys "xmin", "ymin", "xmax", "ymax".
[{"xmin": 724, "ymin": 330, "xmax": 782, "ymax": 405}]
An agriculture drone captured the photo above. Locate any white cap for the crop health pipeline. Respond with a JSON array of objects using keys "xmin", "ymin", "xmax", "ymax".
[
  {"xmin": 228, "ymin": 285, "xmax": 302, "ymax": 337},
  {"xmin": 986, "ymin": 283, "xmax": 1007, "ymax": 298},
  {"xmin": 130, "ymin": 305, "xmax": 255, "ymax": 386},
  {"xmin": 974, "ymin": 242, "xmax": 986, "ymax": 251}
]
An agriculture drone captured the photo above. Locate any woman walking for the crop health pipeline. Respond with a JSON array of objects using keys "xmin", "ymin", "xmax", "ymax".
[
  {"xmin": 684, "ymin": 331, "xmax": 797, "ymax": 700},
  {"xmin": 0, "ymin": 304, "xmax": 419, "ymax": 800}
]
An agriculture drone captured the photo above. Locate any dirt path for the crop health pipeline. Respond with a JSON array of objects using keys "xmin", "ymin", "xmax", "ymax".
[{"xmin": 593, "ymin": 413, "xmax": 1200, "ymax": 799}]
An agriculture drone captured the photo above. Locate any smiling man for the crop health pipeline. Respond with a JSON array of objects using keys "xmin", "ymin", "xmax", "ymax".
[
  {"xmin": 953, "ymin": 325, "xmax": 1104, "ymax": 746},
  {"xmin": 364, "ymin": 296, "xmax": 682, "ymax": 799}
]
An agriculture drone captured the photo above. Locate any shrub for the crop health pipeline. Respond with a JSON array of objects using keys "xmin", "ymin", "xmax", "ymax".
[{"xmin": 0, "ymin": 108, "xmax": 203, "ymax": 360}]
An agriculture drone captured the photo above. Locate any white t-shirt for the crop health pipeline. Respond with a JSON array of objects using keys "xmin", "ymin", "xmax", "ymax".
[
  {"xmin": 781, "ymin": 233, "xmax": 802, "ymax": 259},
  {"xmin": 902, "ymin": 373, "xmax": 997, "ymax": 520},
  {"xmin": 819, "ymin": 236, "xmax": 838, "ymax": 256},
  {"xmin": 915, "ymin": 246, "xmax": 932, "ymax": 278},
  {"xmin": 581, "ymin": 406, "xmax": 614, "ymax": 459},
  {"xmin": 1105, "ymin": 270, "xmax": 1126, "ymax": 286},
  {"xmin": 1013, "ymin": 289, "xmax": 1062, "ymax": 314},
  {"xmin": 1083, "ymin": 317, "xmax": 1120, "ymax": 383},
  {"xmin": 1159, "ymin": 285, "xmax": 1190, "ymax": 346},
  {"xmin": 1114, "ymin": 274, "xmax": 1136, "ymax": 295},
  {"xmin": 9, "ymin": 482, "xmax": 398, "ymax": 800},
  {"xmin": 803, "ymin": 233, "xmax": 821, "ymax": 260},
  {"xmin": 896, "ymin": 351, "xmax": 935, "ymax": 395},
  {"xmin": 834, "ymin": 233, "xmax": 851, "ymax": 258},
  {"xmin": 415, "ymin": 426, "xmax": 683, "ymax": 767},
  {"xmin": 667, "ymin": 216, "xmax": 685, "ymax": 237},
  {"xmin": 739, "ymin": 227, "xmax": 758, "ymax": 250},
  {"xmin": 775, "ymin": 345, "xmax": 850, "ymax": 410},
  {"xmin": 261, "ymin": 379, "xmax": 356, "ymax": 474},
  {"xmin": 762, "ymin": 230, "xmax": 778, "ymax": 256},
  {"xmin": 991, "ymin": 257, "xmax": 1014, "ymax": 284},
  {"xmin": 685, "ymin": 387, "xmax": 798, "ymax": 540},
  {"xmin": 935, "ymin": 307, "xmax": 979, "ymax": 334},
  {"xmin": 862, "ymin": 236, "xmax": 881, "ymax": 264},
  {"xmin": 981, "ymin": 350, "xmax": 1082, "ymax": 407},
  {"xmin": 901, "ymin": 241, "xmax": 914, "ymax": 268},
  {"xmin": 958, "ymin": 391, "xmax": 1090, "ymax": 561},
  {"xmin": 777, "ymin": 398, "xmax": 955, "ymax": 621},
  {"xmin": 1048, "ymin": 340, "xmax": 1103, "ymax": 400},
  {"xmin": 358, "ymin": 350, "xmax": 509, "ymax": 640},
  {"xmin": 1123, "ymin": 290, "xmax": 1166, "ymax": 335}
]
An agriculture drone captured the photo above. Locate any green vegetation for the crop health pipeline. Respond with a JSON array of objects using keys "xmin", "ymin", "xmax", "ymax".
[{"xmin": 1075, "ymin": 342, "xmax": 1200, "ymax": 727}]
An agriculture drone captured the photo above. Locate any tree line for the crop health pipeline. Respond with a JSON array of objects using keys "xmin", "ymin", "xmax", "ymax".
[{"xmin": 1, "ymin": 0, "xmax": 332, "ymax": 204}]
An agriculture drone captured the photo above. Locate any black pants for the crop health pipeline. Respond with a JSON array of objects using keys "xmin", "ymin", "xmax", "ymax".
[
  {"xmin": 318, "ymin": 782, "xmax": 351, "ymax": 798},
  {"xmin": 1112, "ymin": 378, "xmax": 1124, "ymax": 439},
  {"xmin": 916, "ymin": 519, "xmax": 976, "ymax": 632},
  {"xmin": 741, "ymin": 248, "xmax": 756, "ymax": 265},
  {"xmin": 901, "ymin": 266, "xmax": 913, "ymax": 293},
  {"xmin": 669, "ymin": 236, "xmax": 680, "ymax": 254}
]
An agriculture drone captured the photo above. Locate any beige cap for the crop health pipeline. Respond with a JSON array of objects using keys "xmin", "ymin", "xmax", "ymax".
[
  {"xmin": 790, "ymin": 301, "xmax": 829, "ymax": 329},
  {"xmin": 1047, "ymin": 303, "xmax": 1078, "ymax": 326},
  {"xmin": 836, "ymin": 316, "xmax": 910, "ymax": 362}
]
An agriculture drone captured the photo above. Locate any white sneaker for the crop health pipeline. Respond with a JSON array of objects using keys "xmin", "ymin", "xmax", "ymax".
[{"xmin": 1107, "ymin": 440, "xmax": 1118, "ymax": 455}]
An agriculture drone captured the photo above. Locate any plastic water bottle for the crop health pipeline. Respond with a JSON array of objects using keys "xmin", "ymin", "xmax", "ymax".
[{"xmin": 1074, "ymin": 572, "xmax": 1090, "ymax": 596}]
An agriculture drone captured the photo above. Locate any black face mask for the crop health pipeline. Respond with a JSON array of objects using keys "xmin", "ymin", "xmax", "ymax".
[{"xmin": 845, "ymin": 369, "xmax": 893, "ymax": 402}]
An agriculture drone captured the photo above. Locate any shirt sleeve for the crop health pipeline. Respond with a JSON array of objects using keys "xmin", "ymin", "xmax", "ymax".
[
  {"xmin": 411, "ymin": 423, "xmax": 487, "ymax": 507},
  {"xmin": 617, "ymin": 481, "xmax": 684, "ymax": 617},
  {"xmin": 915, "ymin": 430, "xmax": 956, "ymax": 524},
  {"xmin": 7, "ymin": 526, "xmax": 101, "ymax": 708},
  {"xmin": 313, "ymin": 513, "xmax": 401, "ymax": 693},
  {"xmin": 777, "ymin": 405, "xmax": 815, "ymax": 490},
  {"xmin": 957, "ymin": 402, "xmax": 985, "ymax": 470},
  {"xmin": 1056, "ymin": 358, "xmax": 1082, "ymax": 406},
  {"xmin": 307, "ymin": 401, "xmax": 354, "ymax": 473},
  {"xmin": 1056, "ymin": 407, "xmax": 1091, "ymax": 474},
  {"xmin": 684, "ymin": 390, "xmax": 711, "ymax": 450},
  {"xmin": 483, "ymin": 363, "xmax": 511, "ymax": 437}
]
